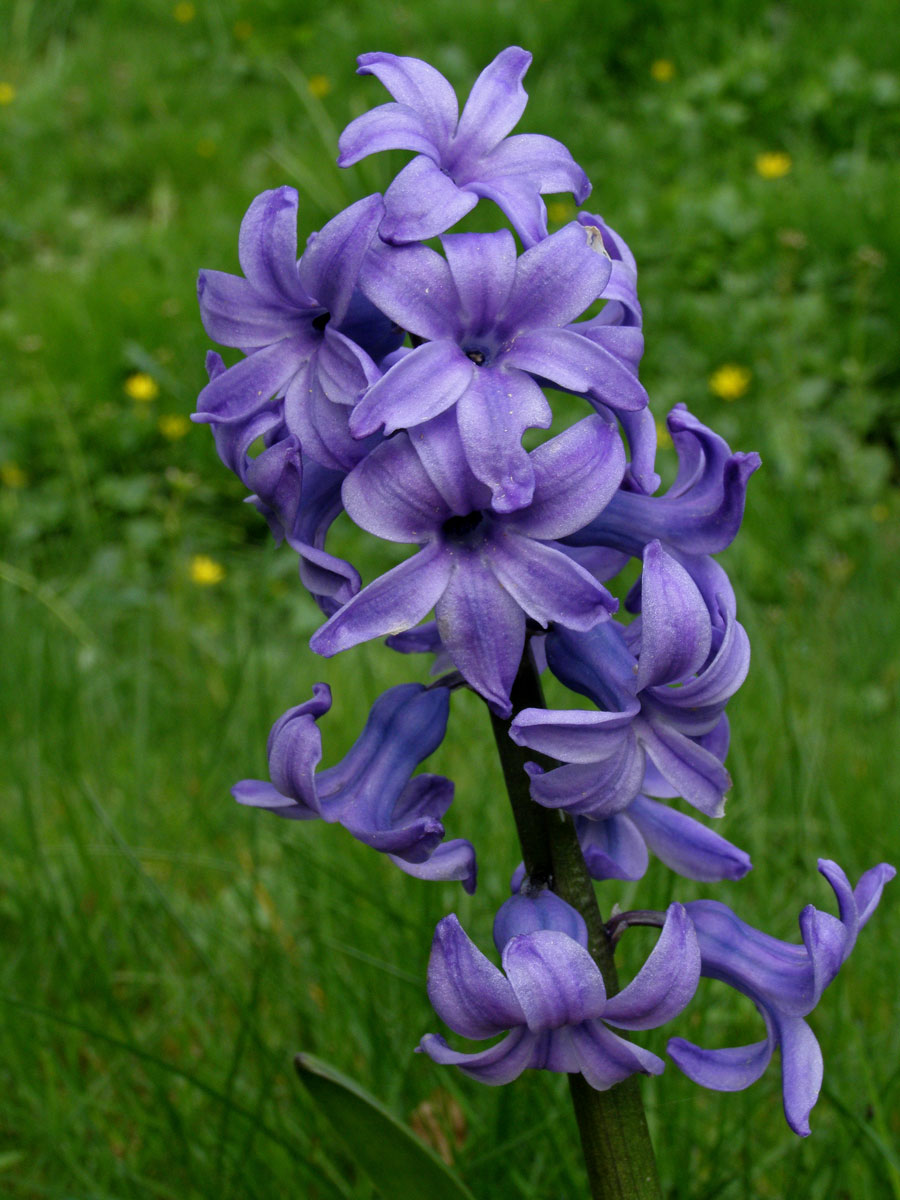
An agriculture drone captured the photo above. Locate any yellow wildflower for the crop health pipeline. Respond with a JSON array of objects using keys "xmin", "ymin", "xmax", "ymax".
[
  {"xmin": 308, "ymin": 75, "xmax": 331, "ymax": 99},
  {"xmin": 124, "ymin": 372, "xmax": 159, "ymax": 402},
  {"xmin": 709, "ymin": 364, "xmax": 751, "ymax": 401},
  {"xmin": 0, "ymin": 82, "xmax": 16, "ymax": 106},
  {"xmin": 158, "ymin": 414, "xmax": 191, "ymax": 440},
  {"xmin": 173, "ymin": 2, "xmax": 196, "ymax": 23},
  {"xmin": 233, "ymin": 19, "xmax": 253, "ymax": 40},
  {"xmin": 1, "ymin": 462, "xmax": 27, "ymax": 488},
  {"xmin": 755, "ymin": 152, "xmax": 792, "ymax": 180},
  {"xmin": 190, "ymin": 555, "xmax": 225, "ymax": 586},
  {"xmin": 650, "ymin": 60, "xmax": 675, "ymax": 83},
  {"xmin": 655, "ymin": 419, "xmax": 673, "ymax": 450}
]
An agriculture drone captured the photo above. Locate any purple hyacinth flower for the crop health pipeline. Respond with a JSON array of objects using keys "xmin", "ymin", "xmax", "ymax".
[
  {"xmin": 309, "ymin": 415, "xmax": 625, "ymax": 716},
  {"xmin": 417, "ymin": 892, "xmax": 699, "ymax": 1088},
  {"xmin": 195, "ymin": 187, "xmax": 394, "ymax": 472},
  {"xmin": 566, "ymin": 403, "xmax": 761, "ymax": 559},
  {"xmin": 668, "ymin": 859, "xmax": 895, "ymax": 1136},
  {"xmin": 351, "ymin": 223, "xmax": 644, "ymax": 511},
  {"xmin": 511, "ymin": 540, "xmax": 750, "ymax": 818},
  {"xmin": 232, "ymin": 682, "xmax": 475, "ymax": 891},
  {"xmin": 337, "ymin": 47, "xmax": 590, "ymax": 246}
]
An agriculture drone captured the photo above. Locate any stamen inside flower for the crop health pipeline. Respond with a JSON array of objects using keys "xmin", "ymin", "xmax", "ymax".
[{"xmin": 465, "ymin": 348, "xmax": 487, "ymax": 365}]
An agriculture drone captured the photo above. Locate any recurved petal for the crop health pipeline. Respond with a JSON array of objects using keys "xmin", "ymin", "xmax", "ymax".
[
  {"xmin": 526, "ymin": 752, "xmax": 645, "ymax": 818},
  {"xmin": 649, "ymin": 611, "xmax": 750, "ymax": 711},
  {"xmin": 238, "ymin": 187, "xmax": 310, "ymax": 307},
  {"xmin": 310, "ymin": 543, "xmax": 453, "ymax": 656},
  {"xmin": 772, "ymin": 1012, "xmax": 824, "ymax": 1136},
  {"xmin": 453, "ymin": 47, "xmax": 531, "ymax": 160},
  {"xmin": 487, "ymin": 532, "xmax": 617, "ymax": 630},
  {"xmin": 195, "ymin": 338, "xmax": 303, "ymax": 423},
  {"xmin": 666, "ymin": 1034, "xmax": 774, "ymax": 1092},
  {"xmin": 426, "ymin": 914, "xmax": 524, "ymax": 1038},
  {"xmin": 502, "ymin": 930, "xmax": 607, "ymax": 1032},
  {"xmin": 337, "ymin": 102, "xmax": 441, "ymax": 166},
  {"xmin": 478, "ymin": 132, "xmax": 592, "ymax": 201},
  {"xmin": 380, "ymin": 156, "xmax": 480, "ymax": 244},
  {"xmin": 510, "ymin": 707, "xmax": 637, "ymax": 765},
  {"xmin": 417, "ymin": 1027, "xmax": 536, "ymax": 1084},
  {"xmin": 434, "ymin": 550, "xmax": 525, "ymax": 716},
  {"xmin": 576, "ymin": 813, "xmax": 649, "ymax": 881},
  {"xmin": 505, "ymin": 416, "xmax": 626, "ymax": 540},
  {"xmin": 342, "ymin": 431, "xmax": 450, "ymax": 543},
  {"xmin": 628, "ymin": 795, "xmax": 752, "ymax": 882},
  {"xmin": 635, "ymin": 541, "xmax": 712, "ymax": 691},
  {"xmin": 348, "ymin": 339, "xmax": 473, "ymax": 438},
  {"xmin": 298, "ymin": 194, "xmax": 384, "ymax": 324},
  {"xmin": 355, "ymin": 52, "xmax": 459, "ymax": 148},
  {"xmin": 568, "ymin": 1021, "xmax": 665, "ymax": 1089},
  {"xmin": 506, "ymin": 328, "xmax": 647, "ymax": 411},
  {"xmin": 493, "ymin": 891, "xmax": 588, "ymax": 953},
  {"xmin": 635, "ymin": 717, "xmax": 732, "ymax": 817},
  {"xmin": 466, "ymin": 174, "xmax": 550, "ymax": 250},
  {"xmin": 851, "ymin": 861, "xmax": 897, "ymax": 929},
  {"xmin": 391, "ymin": 838, "xmax": 477, "ymax": 893},
  {"xmin": 197, "ymin": 270, "xmax": 303, "ymax": 351},
  {"xmin": 231, "ymin": 778, "xmax": 319, "ymax": 820},
  {"xmin": 602, "ymin": 903, "xmax": 700, "ymax": 1030}
]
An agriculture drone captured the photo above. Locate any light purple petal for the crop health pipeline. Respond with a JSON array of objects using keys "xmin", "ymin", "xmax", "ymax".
[
  {"xmin": 568, "ymin": 1021, "xmax": 665, "ymax": 1089},
  {"xmin": 650, "ymin": 611, "xmax": 750, "ymax": 711},
  {"xmin": 410, "ymin": 408, "xmax": 493, "ymax": 516},
  {"xmin": 349, "ymin": 339, "xmax": 473, "ymax": 437},
  {"xmin": 452, "ymin": 47, "xmax": 531, "ymax": 160},
  {"xmin": 636, "ymin": 717, "xmax": 732, "ymax": 817},
  {"xmin": 417, "ymin": 1027, "xmax": 535, "ymax": 1085},
  {"xmin": 392, "ymin": 839, "xmax": 477, "ymax": 893},
  {"xmin": 310, "ymin": 543, "xmax": 453, "ymax": 657},
  {"xmin": 576, "ymin": 813, "xmax": 649, "ymax": 880},
  {"xmin": 342, "ymin": 431, "xmax": 449, "ymax": 543},
  {"xmin": 493, "ymin": 891, "xmax": 588, "ymax": 953},
  {"xmin": 238, "ymin": 187, "xmax": 309, "ymax": 308},
  {"xmin": 355, "ymin": 52, "xmax": 458, "ymax": 148},
  {"xmin": 852, "ymin": 861, "xmax": 897, "ymax": 929},
  {"xmin": 487, "ymin": 532, "xmax": 617, "ymax": 630},
  {"xmin": 456, "ymin": 367, "xmax": 551, "ymax": 512},
  {"xmin": 511, "ymin": 707, "xmax": 637, "ymax": 765},
  {"xmin": 506, "ymin": 328, "xmax": 647, "ymax": 412},
  {"xmin": 337, "ymin": 102, "xmax": 441, "ymax": 166},
  {"xmin": 628, "ymin": 795, "xmax": 752, "ymax": 882},
  {"xmin": 772, "ymin": 1012, "xmax": 824, "ymax": 1136},
  {"xmin": 603, "ymin": 903, "xmax": 700, "ymax": 1030},
  {"xmin": 380, "ymin": 155, "xmax": 480, "ymax": 244},
  {"xmin": 527, "ymin": 751, "xmax": 645, "ymax": 818},
  {"xmin": 195, "ymin": 339, "xmax": 304, "ymax": 423},
  {"xmin": 358, "ymin": 237, "xmax": 461, "ymax": 342},
  {"xmin": 435, "ymin": 550, "xmax": 525, "ymax": 716},
  {"xmin": 635, "ymin": 541, "xmax": 712, "ymax": 691},
  {"xmin": 298, "ymin": 194, "xmax": 384, "ymax": 324},
  {"xmin": 667, "ymin": 1035, "xmax": 774, "ymax": 1092},
  {"xmin": 440, "ymin": 230, "xmax": 518, "ymax": 335},
  {"xmin": 231, "ymin": 778, "xmax": 319, "ymax": 820},
  {"xmin": 466, "ymin": 174, "xmax": 550, "ymax": 249},
  {"xmin": 426, "ymin": 914, "xmax": 524, "ymax": 1038},
  {"xmin": 318, "ymin": 326, "xmax": 380, "ymax": 407},
  {"xmin": 505, "ymin": 416, "xmax": 626, "ymax": 541},
  {"xmin": 502, "ymin": 931, "xmax": 607, "ymax": 1032},
  {"xmin": 197, "ymin": 270, "xmax": 303, "ymax": 352},
  {"xmin": 501, "ymin": 224, "xmax": 612, "ymax": 334},
  {"xmin": 478, "ymin": 133, "xmax": 592, "ymax": 201},
  {"xmin": 283, "ymin": 360, "xmax": 360, "ymax": 473}
]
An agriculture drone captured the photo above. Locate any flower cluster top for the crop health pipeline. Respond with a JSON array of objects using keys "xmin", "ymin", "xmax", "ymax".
[{"xmin": 195, "ymin": 47, "xmax": 893, "ymax": 1137}]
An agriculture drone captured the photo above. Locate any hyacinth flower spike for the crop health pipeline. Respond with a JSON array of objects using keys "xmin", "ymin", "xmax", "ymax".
[
  {"xmin": 310, "ymin": 415, "xmax": 625, "ymax": 715},
  {"xmin": 352, "ymin": 223, "xmax": 644, "ymax": 511},
  {"xmin": 195, "ymin": 187, "xmax": 397, "ymax": 471},
  {"xmin": 418, "ymin": 890, "xmax": 700, "ymax": 1087},
  {"xmin": 668, "ymin": 859, "xmax": 895, "ymax": 1135},
  {"xmin": 337, "ymin": 47, "xmax": 590, "ymax": 246},
  {"xmin": 233, "ymin": 682, "xmax": 476, "ymax": 890}
]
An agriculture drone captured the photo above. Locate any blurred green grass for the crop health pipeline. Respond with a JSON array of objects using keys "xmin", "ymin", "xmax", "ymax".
[{"xmin": 1, "ymin": 1, "xmax": 899, "ymax": 1196}]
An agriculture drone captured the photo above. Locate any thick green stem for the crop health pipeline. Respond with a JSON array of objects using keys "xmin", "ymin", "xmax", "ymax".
[{"xmin": 489, "ymin": 644, "xmax": 662, "ymax": 1200}]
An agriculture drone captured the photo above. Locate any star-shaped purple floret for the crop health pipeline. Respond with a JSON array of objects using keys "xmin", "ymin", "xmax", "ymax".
[
  {"xmin": 352, "ymin": 224, "xmax": 643, "ymax": 511},
  {"xmin": 418, "ymin": 890, "xmax": 699, "ymax": 1088},
  {"xmin": 309, "ymin": 415, "xmax": 626, "ymax": 715},
  {"xmin": 667, "ymin": 859, "xmax": 895, "ymax": 1136},
  {"xmin": 338, "ymin": 47, "xmax": 590, "ymax": 246},
  {"xmin": 232, "ymin": 681, "xmax": 476, "ymax": 891},
  {"xmin": 195, "ymin": 186, "xmax": 393, "ymax": 472}
]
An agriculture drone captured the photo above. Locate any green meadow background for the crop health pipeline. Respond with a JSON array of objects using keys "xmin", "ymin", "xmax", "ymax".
[{"xmin": 2, "ymin": 0, "xmax": 898, "ymax": 1196}]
